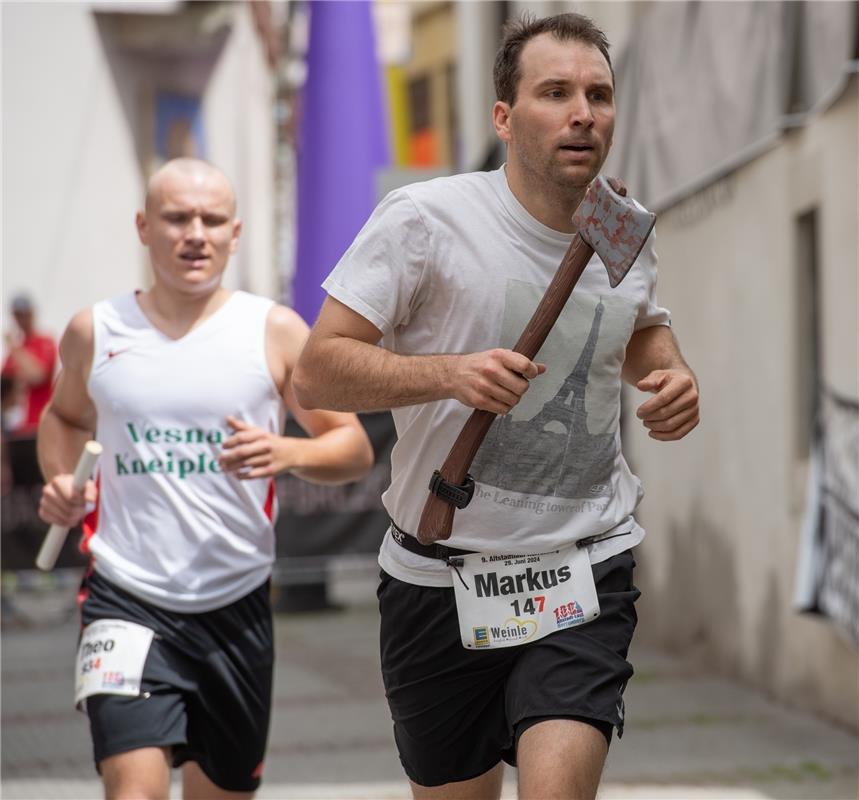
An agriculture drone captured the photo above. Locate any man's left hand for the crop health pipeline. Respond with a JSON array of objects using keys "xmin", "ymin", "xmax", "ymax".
[
  {"xmin": 219, "ymin": 416, "xmax": 297, "ymax": 479},
  {"xmin": 635, "ymin": 369, "xmax": 699, "ymax": 441}
]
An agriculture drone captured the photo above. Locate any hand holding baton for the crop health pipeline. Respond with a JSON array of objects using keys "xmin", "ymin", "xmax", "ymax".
[{"xmin": 35, "ymin": 441, "xmax": 102, "ymax": 571}]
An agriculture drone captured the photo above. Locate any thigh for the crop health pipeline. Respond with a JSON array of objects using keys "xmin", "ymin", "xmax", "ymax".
[
  {"xmin": 100, "ymin": 747, "xmax": 172, "ymax": 800},
  {"xmin": 506, "ymin": 550, "xmax": 640, "ymax": 751},
  {"xmin": 378, "ymin": 570, "xmax": 514, "ymax": 788},
  {"xmin": 516, "ymin": 718, "xmax": 607, "ymax": 800}
]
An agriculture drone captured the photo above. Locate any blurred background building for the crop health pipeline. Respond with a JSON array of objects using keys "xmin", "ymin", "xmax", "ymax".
[
  {"xmin": 3, "ymin": 0, "xmax": 281, "ymax": 324},
  {"xmin": 3, "ymin": 0, "xmax": 857, "ymax": 737}
]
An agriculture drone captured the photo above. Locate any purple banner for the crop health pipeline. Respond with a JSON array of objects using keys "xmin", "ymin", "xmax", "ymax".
[{"xmin": 294, "ymin": 0, "xmax": 390, "ymax": 325}]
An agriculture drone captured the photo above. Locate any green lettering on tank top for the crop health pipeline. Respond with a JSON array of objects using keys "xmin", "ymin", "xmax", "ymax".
[{"xmin": 116, "ymin": 422, "xmax": 232, "ymax": 479}]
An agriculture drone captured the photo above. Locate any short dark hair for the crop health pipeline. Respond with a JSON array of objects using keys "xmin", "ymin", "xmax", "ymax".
[{"xmin": 493, "ymin": 12, "xmax": 614, "ymax": 106}]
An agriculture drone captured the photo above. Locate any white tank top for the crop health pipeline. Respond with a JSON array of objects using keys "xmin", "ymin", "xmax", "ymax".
[{"xmin": 85, "ymin": 291, "xmax": 282, "ymax": 612}]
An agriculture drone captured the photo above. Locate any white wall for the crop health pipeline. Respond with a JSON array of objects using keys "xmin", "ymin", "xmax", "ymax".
[
  {"xmin": 624, "ymin": 77, "xmax": 858, "ymax": 728},
  {"xmin": 454, "ymin": 2, "xmax": 499, "ymax": 171},
  {"xmin": 205, "ymin": 5, "xmax": 277, "ymax": 300},
  {"xmin": 2, "ymin": 3, "xmax": 143, "ymax": 338},
  {"xmin": 2, "ymin": 2, "xmax": 277, "ymax": 343}
]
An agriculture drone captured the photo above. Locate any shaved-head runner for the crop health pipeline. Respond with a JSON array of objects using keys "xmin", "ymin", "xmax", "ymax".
[{"xmin": 38, "ymin": 158, "xmax": 374, "ymax": 799}]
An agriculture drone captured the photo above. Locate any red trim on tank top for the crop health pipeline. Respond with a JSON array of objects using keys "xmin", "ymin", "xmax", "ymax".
[
  {"xmin": 263, "ymin": 479, "xmax": 276, "ymax": 521},
  {"xmin": 77, "ymin": 563, "xmax": 94, "ymax": 610},
  {"xmin": 79, "ymin": 473, "xmax": 101, "ymax": 556}
]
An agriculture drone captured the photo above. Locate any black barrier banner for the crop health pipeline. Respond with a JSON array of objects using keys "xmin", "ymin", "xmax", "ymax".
[{"xmin": 274, "ymin": 411, "xmax": 396, "ymax": 562}]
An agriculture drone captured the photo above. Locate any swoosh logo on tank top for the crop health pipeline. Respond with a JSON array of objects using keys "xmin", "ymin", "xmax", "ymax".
[{"xmin": 107, "ymin": 348, "xmax": 131, "ymax": 360}]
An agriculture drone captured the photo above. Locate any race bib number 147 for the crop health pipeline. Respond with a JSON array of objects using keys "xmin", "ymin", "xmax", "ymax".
[{"xmin": 451, "ymin": 543, "xmax": 599, "ymax": 650}]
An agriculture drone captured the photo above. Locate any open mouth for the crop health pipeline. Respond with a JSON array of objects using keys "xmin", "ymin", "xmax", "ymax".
[
  {"xmin": 180, "ymin": 252, "xmax": 209, "ymax": 264},
  {"xmin": 560, "ymin": 144, "xmax": 593, "ymax": 153}
]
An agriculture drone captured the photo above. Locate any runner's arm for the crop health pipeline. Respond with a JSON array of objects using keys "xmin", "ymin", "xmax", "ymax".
[
  {"xmin": 292, "ymin": 296, "xmax": 545, "ymax": 416},
  {"xmin": 37, "ymin": 310, "xmax": 99, "ymax": 526},
  {"xmin": 218, "ymin": 305, "xmax": 374, "ymax": 485}
]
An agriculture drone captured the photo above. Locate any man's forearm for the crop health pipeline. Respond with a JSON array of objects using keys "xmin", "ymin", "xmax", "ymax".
[
  {"xmin": 294, "ymin": 336, "xmax": 457, "ymax": 412},
  {"xmin": 284, "ymin": 426, "xmax": 373, "ymax": 485},
  {"xmin": 622, "ymin": 325, "xmax": 693, "ymax": 386}
]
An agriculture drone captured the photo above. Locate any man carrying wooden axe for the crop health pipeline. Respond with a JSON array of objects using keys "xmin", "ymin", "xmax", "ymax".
[{"xmin": 294, "ymin": 12, "xmax": 699, "ymax": 800}]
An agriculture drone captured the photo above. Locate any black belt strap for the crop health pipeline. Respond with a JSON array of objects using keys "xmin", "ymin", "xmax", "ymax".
[{"xmin": 389, "ymin": 519, "xmax": 475, "ymax": 562}]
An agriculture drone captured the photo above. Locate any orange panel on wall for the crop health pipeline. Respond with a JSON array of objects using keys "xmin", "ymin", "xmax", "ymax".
[{"xmin": 409, "ymin": 129, "xmax": 438, "ymax": 167}]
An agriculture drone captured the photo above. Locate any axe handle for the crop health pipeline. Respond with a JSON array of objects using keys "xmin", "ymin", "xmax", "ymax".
[{"xmin": 417, "ymin": 235, "xmax": 595, "ymax": 544}]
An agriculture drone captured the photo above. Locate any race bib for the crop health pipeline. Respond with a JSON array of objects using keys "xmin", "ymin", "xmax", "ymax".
[
  {"xmin": 74, "ymin": 619, "xmax": 155, "ymax": 708},
  {"xmin": 451, "ymin": 543, "xmax": 599, "ymax": 650}
]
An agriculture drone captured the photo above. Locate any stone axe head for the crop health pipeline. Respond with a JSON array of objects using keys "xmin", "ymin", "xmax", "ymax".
[{"xmin": 571, "ymin": 175, "xmax": 656, "ymax": 287}]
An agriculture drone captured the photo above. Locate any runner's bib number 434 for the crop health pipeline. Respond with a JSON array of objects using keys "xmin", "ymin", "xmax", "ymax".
[
  {"xmin": 74, "ymin": 619, "xmax": 155, "ymax": 708},
  {"xmin": 451, "ymin": 542, "xmax": 599, "ymax": 649}
]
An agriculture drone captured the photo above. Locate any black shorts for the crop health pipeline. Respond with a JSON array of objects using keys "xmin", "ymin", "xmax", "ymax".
[
  {"xmin": 78, "ymin": 570, "xmax": 274, "ymax": 792},
  {"xmin": 378, "ymin": 549, "xmax": 639, "ymax": 787}
]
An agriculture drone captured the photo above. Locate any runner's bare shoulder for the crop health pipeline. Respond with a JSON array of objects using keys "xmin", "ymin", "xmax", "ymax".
[{"xmin": 265, "ymin": 304, "xmax": 310, "ymax": 393}]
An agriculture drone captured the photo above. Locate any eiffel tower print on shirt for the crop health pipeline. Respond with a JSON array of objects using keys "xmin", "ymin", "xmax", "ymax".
[{"xmin": 471, "ymin": 295, "xmax": 617, "ymax": 499}]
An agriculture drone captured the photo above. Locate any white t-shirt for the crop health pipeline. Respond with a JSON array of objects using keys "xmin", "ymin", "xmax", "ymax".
[
  {"xmin": 323, "ymin": 167, "xmax": 670, "ymax": 587},
  {"xmin": 85, "ymin": 291, "xmax": 283, "ymax": 612}
]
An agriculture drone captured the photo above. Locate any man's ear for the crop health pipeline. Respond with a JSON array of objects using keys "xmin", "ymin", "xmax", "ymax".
[
  {"xmin": 135, "ymin": 211, "xmax": 148, "ymax": 245},
  {"xmin": 230, "ymin": 218, "xmax": 242, "ymax": 254},
  {"xmin": 492, "ymin": 101, "xmax": 513, "ymax": 144}
]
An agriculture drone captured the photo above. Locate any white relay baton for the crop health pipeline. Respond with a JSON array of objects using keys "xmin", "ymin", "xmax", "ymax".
[{"xmin": 35, "ymin": 441, "xmax": 102, "ymax": 571}]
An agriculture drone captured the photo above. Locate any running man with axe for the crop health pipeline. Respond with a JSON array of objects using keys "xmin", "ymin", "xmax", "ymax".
[{"xmin": 295, "ymin": 12, "xmax": 699, "ymax": 800}]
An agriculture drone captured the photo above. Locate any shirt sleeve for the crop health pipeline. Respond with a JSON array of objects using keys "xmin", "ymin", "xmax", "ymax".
[
  {"xmin": 633, "ymin": 226, "xmax": 672, "ymax": 330},
  {"xmin": 322, "ymin": 189, "xmax": 431, "ymax": 337}
]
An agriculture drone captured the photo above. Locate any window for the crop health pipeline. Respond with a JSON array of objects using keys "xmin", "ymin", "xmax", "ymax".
[{"xmin": 795, "ymin": 208, "xmax": 821, "ymax": 458}]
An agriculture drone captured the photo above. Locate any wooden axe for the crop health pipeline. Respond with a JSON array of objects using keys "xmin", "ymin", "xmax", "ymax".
[{"xmin": 416, "ymin": 175, "xmax": 656, "ymax": 545}]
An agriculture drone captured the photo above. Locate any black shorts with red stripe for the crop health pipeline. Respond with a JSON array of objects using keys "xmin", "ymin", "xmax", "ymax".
[{"xmin": 78, "ymin": 570, "xmax": 273, "ymax": 792}]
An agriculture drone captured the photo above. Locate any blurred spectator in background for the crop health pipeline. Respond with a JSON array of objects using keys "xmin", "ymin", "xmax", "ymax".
[
  {"xmin": 2, "ymin": 294, "xmax": 57, "ymax": 570},
  {"xmin": 2, "ymin": 295, "xmax": 57, "ymax": 621},
  {"xmin": 1, "ymin": 372, "xmax": 15, "ymax": 495},
  {"xmin": 2, "ymin": 294, "xmax": 57, "ymax": 438}
]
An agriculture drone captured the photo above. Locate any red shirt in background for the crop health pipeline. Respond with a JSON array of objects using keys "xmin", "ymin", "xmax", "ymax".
[{"xmin": 1, "ymin": 333, "xmax": 57, "ymax": 435}]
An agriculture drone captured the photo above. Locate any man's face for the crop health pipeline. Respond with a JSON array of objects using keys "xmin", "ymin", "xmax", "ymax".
[
  {"xmin": 136, "ymin": 171, "xmax": 240, "ymax": 296},
  {"xmin": 495, "ymin": 33, "xmax": 615, "ymax": 191}
]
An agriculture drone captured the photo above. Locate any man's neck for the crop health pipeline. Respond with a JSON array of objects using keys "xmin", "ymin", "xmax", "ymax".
[
  {"xmin": 137, "ymin": 284, "xmax": 231, "ymax": 340},
  {"xmin": 504, "ymin": 162, "xmax": 588, "ymax": 234}
]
